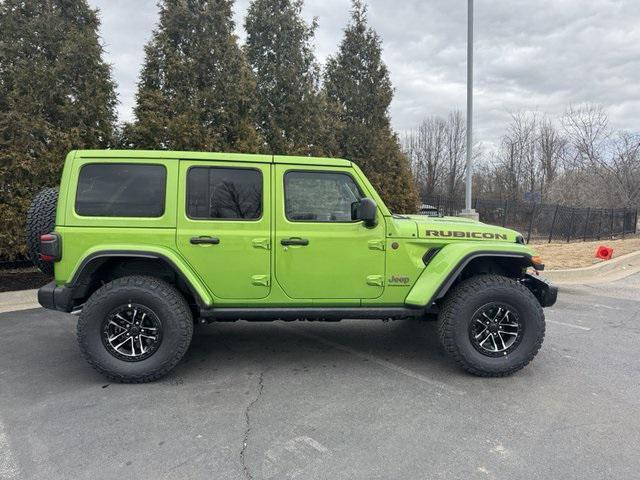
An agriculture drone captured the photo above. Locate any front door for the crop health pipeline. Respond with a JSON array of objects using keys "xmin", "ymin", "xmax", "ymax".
[
  {"xmin": 274, "ymin": 165, "xmax": 386, "ymax": 300},
  {"xmin": 177, "ymin": 161, "xmax": 271, "ymax": 299}
]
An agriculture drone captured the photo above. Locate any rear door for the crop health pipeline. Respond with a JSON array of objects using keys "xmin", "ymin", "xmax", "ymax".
[{"xmin": 177, "ymin": 161, "xmax": 271, "ymax": 299}]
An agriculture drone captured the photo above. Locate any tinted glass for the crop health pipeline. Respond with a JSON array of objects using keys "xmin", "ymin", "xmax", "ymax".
[
  {"xmin": 75, "ymin": 163, "xmax": 166, "ymax": 217},
  {"xmin": 284, "ymin": 171, "xmax": 363, "ymax": 222},
  {"xmin": 187, "ymin": 167, "xmax": 262, "ymax": 220}
]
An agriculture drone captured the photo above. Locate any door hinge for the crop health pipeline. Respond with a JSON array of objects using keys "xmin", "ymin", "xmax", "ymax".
[
  {"xmin": 252, "ymin": 238, "xmax": 271, "ymax": 250},
  {"xmin": 251, "ymin": 275, "xmax": 270, "ymax": 287},
  {"xmin": 368, "ymin": 239, "xmax": 385, "ymax": 251},
  {"xmin": 366, "ymin": 275, "xmax": 384, "ymax": 287}
]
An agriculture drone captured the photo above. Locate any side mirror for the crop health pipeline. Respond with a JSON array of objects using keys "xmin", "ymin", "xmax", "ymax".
[{"xmin": 351, "ymin": 198, "xmax": 378, "ymax": 228}]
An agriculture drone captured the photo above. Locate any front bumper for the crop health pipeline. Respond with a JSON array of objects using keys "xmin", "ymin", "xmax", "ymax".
[
  {"xmin": 38, "ymin": 281, "xmax": 74, "ymax": 312},
  {"xmin": 522, "ymin": 274, "xmax": 558, "ymax": 307}
]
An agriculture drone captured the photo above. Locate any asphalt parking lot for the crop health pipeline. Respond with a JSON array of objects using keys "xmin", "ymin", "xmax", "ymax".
[{"xmin": 1, "ymin": 275, "xmax": 639, "ymax": 480}]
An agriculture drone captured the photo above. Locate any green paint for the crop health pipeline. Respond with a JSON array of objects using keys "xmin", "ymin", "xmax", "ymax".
[{"xmin": 51, "ymin": 150, "xmax": 537, "ymax": 309}]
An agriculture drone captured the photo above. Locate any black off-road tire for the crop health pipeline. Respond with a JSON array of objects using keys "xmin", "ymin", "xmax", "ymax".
[
  {"xmin": 25, "ymin": 187, "xmax": 59, "ymax": 275},
  {"xmin": 77, "ymin": 276, "xmax": 194, "ymax": 383},
  {"xmin": 437, "ymin": 274, "xmax": 545, "ymax": 377}
]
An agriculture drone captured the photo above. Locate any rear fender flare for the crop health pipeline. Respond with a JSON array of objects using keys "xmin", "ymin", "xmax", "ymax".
[{"xmin": 67, "ymin": 247, "xmax": 213, "ymax": 307}]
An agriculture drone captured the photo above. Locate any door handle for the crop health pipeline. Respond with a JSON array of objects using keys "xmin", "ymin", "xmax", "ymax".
[
  {"xmin": 190, "ymin": 236, "xmax": 220, "ymax": 245},
  {"xmin": 280, "ymin": 237, "xmax": 309, "ymax": 246}
]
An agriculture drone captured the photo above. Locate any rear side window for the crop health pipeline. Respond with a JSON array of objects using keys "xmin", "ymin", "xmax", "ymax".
[
  {"xmin": 187, "ymin": 167, "xmax": 262, "ymax": 220},
  {"xmin": 75, "ymin": 163, "xmax": 167, "ymax": 217}
]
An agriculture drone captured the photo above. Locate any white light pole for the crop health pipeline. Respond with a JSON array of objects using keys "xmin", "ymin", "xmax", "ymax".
[{"xmin": 462, "ymin": 0, "xmax": 479, "ymax": 220}]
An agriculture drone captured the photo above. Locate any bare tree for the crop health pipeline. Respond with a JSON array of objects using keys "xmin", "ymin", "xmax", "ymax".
[
  {"xmin": 560, "ymin": 104, "xmax": 640, "ymax": 207},
  {"xmin": 490, "ymin": 111, "xmax": 537, "ymax": 201},
  {"xmin": 404, "ymin": 116, "xmax": 447, "ymax": 197},
  {"xmin": 210, "ymin": 181, "xmax": 261, "ymax": 218},
  {"xmin": 512, "ymin": 111, "xmax": 538, "ymax": 199},
  {"xmin": 404, "ymin": 110, "xmax": 471, "ymax": 199},
  {"xmin": 444, "ymin": 110, "xmax": 466, "ymax": 197},
  {"xmin": 405, "ymin": 103, "xmax": 639, "ymax": 212},
  {"xmin": 562, "ymin": 104, "xmax": 610, "ymax": 168},
  {"xmin": 606, "ymin": 131, "xmax": 640, "ymax": 207},
  {"xmin": 537, "ymin": 116, "xmax": 565, "ymax": 196}
]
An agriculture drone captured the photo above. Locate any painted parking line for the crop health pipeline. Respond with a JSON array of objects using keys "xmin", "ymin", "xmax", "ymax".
[
  {"xmin": 279, "ymin": 324, "xmax": 467, "ymax": 396},
  {"xmin": 0, "ymin": 417, "xmax": 20, "ymax": 479},
  {"xmin": 547, "ymin": 319, "xmax": 591, "ymax": 331},
  {"xmin": 592, "ymin": 303, "xmax": 622, "ymax": 311}
]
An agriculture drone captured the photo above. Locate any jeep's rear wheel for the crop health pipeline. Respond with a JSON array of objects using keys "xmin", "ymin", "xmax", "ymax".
[
  {"xmin": 77, "ymin": 276, "xmax": 193, "ymax": 383},
  {"xmin": 26, "ymin": 187, "xmax": 59, "ymax": 275},
  {"xmin": 437, "ymin": 274, "xmax": 545, "ymax": 377}
]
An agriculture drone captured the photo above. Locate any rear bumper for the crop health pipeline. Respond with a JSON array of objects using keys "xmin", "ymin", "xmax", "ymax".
[{"xmin": 38, "ymin": 281, "xmax": 74, "ymax": 312}]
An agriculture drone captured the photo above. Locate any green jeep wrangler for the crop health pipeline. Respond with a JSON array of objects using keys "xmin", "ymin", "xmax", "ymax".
[{"xmin": 28, "ymin": 150, "xmax": 556, "ymax": 382}]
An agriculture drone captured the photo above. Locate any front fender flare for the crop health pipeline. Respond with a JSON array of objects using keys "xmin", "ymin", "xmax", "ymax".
[{"xmin": 404, "ymin": 243, "xmax": 535, "ymax": 308}]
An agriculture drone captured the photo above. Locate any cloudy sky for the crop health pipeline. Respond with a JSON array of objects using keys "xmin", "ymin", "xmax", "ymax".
[{"xmin": 88, "ymin": 0, "xmax": 639, "ymax": 148}]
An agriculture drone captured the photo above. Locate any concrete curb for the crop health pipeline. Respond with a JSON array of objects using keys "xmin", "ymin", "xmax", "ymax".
[
  {"xmin": 0, "ymin": 289, "xmax": 40, "ymax": 314},
  {"xmin": 543, "ymin": 250, "xmax": 640, "ymax": 284}
]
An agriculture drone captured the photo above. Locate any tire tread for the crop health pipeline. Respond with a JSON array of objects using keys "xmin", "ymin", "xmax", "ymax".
[
  {"xmin": 437, "ymin": 274, "xmax": 545, "ymax": 377},
  {"xmin": 25, "ymin": 187, "xmax": 59, "ymax": 275},
  {"xmin": 77, "ymin": 275, "xmax": 193, "ymax": 383}
]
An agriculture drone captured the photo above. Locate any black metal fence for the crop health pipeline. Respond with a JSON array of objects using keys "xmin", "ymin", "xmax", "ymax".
[{"xmin": 422, "ymin": 195, "xmax": 639, "ymax": 243}]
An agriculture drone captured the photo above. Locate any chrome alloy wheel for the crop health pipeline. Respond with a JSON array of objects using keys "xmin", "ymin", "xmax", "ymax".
[
  {"xmin": 469, "ymin": 303, "xmax": 523, "ymax": 357},
  {"xmin": 101, "ymin": 304, "xmax": 162, "ymax": 362}
]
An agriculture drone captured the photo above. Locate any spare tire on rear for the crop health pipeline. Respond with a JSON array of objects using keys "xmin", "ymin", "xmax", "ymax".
[{"xmin": 26, "ymin": 187, "xmax": 59, "ymax": 276}]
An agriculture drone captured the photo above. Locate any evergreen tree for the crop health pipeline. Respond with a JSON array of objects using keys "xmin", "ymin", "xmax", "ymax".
[
  {"xmin": 127, "ymin": 0, "xmax": 260, "ymax": 152},
  {"xmin": 244, "ymin": 0, "xmax": 328, "ymax": 156},
  {"xmin": 324, "ymin": 0, "xmax": 418, "ymax": 212},
  {"xmin": 0, "ymin": 0, "xmax": 117, "ymax": 260}
]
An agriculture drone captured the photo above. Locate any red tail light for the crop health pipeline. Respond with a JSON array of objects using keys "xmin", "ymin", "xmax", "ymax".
[{"xmin": 39, "ymin": 232, "xmax": 61, "ymax": 262}]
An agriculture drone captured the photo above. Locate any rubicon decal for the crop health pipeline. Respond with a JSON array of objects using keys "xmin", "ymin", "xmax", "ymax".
[{"xmin": 425, "ymin": 230, "xmax": 508, "ymax": 240}]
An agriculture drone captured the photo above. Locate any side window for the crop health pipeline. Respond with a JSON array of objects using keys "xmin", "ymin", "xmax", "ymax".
[
  {"xmin": 187, "ymin": 167, "xmax": 262, "ymax": 220},
  {"xmin": 284, "ymin": 171, "xmax": 364, "ymax": 222},
  {"xmin": 75, "ymin": 163, "xmax": 166, "ymax": 217}
]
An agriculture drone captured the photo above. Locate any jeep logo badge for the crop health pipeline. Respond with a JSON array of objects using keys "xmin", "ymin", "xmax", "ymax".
[{"xmin": 388, "ymin": 275, "xmax": 410, "ymax": 285}]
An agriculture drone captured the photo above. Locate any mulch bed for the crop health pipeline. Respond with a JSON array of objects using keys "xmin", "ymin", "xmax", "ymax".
[
  {"xmin": 532, "ymin": 236, "xmax": 640, "ymax": 270},
  {"xmin": 0, "ymin": 267, "xmax": 52, "ymax": 293}
]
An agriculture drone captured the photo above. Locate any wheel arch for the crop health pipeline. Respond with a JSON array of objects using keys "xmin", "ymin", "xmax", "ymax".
[
  {"xmin": 405, "ymin": 247, "xmax": 537, "ymax": 309},
  {"xmin": 66, "ymin": 250, "xmax": 212, "ymax": 310}
]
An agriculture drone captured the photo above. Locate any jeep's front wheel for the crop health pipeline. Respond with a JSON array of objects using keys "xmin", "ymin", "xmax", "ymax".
[
  {"xmin": 437, "ymin": 275, "xmax": 545, "ymax": 377},
  {"xmin": 77, "ymin": 276, "xmax": 193, "ymax": 383}
]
